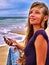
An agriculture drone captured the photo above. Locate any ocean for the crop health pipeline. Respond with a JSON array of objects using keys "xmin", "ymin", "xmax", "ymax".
[
  {"xmin": 0, "ymin": 17, "xmax": 27, "ymax": 46},
  {"xmin": 0, "ymin": 17, "xmax": 49, "ymax": 46}
]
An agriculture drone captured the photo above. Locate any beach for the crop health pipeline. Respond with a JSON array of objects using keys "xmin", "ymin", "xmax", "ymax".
[
  {"xmin": 0, "ymin": 25, "xmax": 26, "ymax": 65},
  {"xmin": 0, "ymin": 17, "xmax": 27, "ymax": 65},
  {"xmin": 0, "ymin": 45, "xmax": 9, "ymax": 65},
  {"xmin": 0, "ymin": 39, "xmax": 25, "ymax": 65},
  {"xmin": 0, "ymin": 42, "xmax": 25, "ymax": 65}
]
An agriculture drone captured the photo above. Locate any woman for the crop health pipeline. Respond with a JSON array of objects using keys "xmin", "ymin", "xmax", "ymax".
[
  {"xmin": 4, "ymin": 2, "xmax": 49, "ymax": 65},
  {"xmin": 23, "ymin": 2, "xmax": 49, "ymax": 65}
]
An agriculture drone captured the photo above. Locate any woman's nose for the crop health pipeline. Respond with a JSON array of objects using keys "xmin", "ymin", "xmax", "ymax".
[{"xmin": 29, "ymin": 13, "xmax": 35, "ymax": 18}]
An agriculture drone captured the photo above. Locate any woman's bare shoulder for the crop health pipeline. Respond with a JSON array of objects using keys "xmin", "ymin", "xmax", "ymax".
[{"xmin": 34, "ymin": 34, "xmax": 47, "ymax": 46}]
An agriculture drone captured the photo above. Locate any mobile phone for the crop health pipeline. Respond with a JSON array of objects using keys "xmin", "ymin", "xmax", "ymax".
[
  {"xmin": 3, "ymin": 36, "xmax": 7, "ymax": 40},
  {"xmin": 3, "ymin": 36, "xmax": 12, "ymax": 46}
]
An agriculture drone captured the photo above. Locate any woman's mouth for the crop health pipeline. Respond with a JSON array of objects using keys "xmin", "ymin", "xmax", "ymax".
[{"xmin": 30, "ymin": 18, "xmax": 36, "ymax": 21}]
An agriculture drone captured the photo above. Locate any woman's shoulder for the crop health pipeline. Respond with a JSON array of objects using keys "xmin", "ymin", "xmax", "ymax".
[
  {"xmin": 35, "ymin": 29, "xmax": 47, "ymax": 36},
  {"xmin": 34, "ymin": 30, "xmax": 48, "ymax": 43},
  {"xmin": 35, "ymin": 30, "xmax": 46, "ymax": 34}
]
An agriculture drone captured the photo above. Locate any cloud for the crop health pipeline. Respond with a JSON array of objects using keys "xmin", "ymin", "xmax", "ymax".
[
  {"xmin": 0, "ymin": 0, "xmax": 30, "ymax": 17},
  {"xmin": 0, "ymin": 0, "xmax": 31, "ymax": 10},
  {"xmin": 0, "ymin": 0, "xmax": 49, "ymax": 17},
  {"xmin": 0, "ymin": 9, "xmax": 29, "ymax": 17},
  {"xmin": 0, "ymin": 0, "xmax": 11, "ymax": 8},
  {"xmin": 9, "ymin": 0, "xmax": 34, "ymax": 3},
  {"xmin": 0, "ymin": 0, "xmax": 34, "ymax": 8}
]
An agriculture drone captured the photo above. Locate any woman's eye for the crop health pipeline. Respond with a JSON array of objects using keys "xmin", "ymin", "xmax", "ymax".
[
  {"xmin": 29, "ymin": 11, "xmax": 32, "ymax": 14},
  {"xmin": 35, "ymin": 11, "xmax": 40, "ymax": 14},
  {"xmin": 29, "ymin": 10, "xmax": 40, "ymax": 15}
]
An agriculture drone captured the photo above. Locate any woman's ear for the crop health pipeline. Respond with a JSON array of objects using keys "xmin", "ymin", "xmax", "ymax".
[
  {"xmin": 44, "ymin": 15, "xmax": 48, "ymax": 22},
  {"xmin": 41, "ymin": 15, "xmax": 48, "ymax": 28}
]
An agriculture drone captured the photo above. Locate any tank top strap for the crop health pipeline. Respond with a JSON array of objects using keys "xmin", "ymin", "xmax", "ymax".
[{"xmin": 33, "ymin": 30, "xmax": 48, "ymax": 43}]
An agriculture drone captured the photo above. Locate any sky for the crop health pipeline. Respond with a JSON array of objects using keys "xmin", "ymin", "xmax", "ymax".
[{"xmin": 0, "ymin": 0, "xmax": 49, "ymax": 17}]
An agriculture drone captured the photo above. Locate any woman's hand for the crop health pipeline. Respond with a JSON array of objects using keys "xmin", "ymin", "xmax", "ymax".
[
  {"xmin": 4, "ymin": 37, "xmax": 25, "ymax": 50},
  {"xmin": 4, "ymin": 38, "xmax": 18, "ymax": 46},
  {"xmin": 16, "ymin": 58, "xmax": 22, "ymax": 64}
]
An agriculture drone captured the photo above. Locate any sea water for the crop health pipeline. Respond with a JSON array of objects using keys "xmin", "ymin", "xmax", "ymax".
[
  {"xmin": 0, "ymin": 17, "xmax": 27, "ymax": 46},
  {"xmin": 0, "ymin": 17, "xmax": 49, "ymax": 46}
]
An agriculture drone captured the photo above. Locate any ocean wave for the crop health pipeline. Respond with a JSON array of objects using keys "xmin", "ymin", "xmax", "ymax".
[
  {"xmin": 0, "ymin": 18, "xmax": 27, "ymax": 46},
  {"xmin": 5, "ymin": 32, "xmax": 26, "ymax": 42},
  {"xmin": 0, "ymin": 24, "xmax": 27, "ymax": 46},
  {"xmin": 0, "ymin": 32, "xmax": 26, "ymax": 46},
  {"xmin": 0, "ymin": 28, "xmax": 11, "ymax": 34},
  {"xmin": 0, "ymin": 24, "xmax": 27, "ymax": 34}
]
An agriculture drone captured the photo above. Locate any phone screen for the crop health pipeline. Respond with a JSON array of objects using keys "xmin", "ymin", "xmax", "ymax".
[{"xmin": 3, "ymin": 36, "xmax": 7, "ymax": 40}]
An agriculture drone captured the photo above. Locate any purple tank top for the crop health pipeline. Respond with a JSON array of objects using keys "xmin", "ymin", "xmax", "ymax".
[{"xmin": 24, "ymin": 30, "xmax": 48, "ymax": 65}]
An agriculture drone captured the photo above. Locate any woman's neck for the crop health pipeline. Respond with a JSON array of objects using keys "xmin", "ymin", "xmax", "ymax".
[{"xmin": 33, "ymin": 25, "xmax": 44, "ymax": 34}]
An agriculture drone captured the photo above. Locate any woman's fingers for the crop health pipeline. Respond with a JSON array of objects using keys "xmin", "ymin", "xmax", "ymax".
[
  {"xmin": 7, "ymin": 38, "xmax": 18, "ymax": 46},
  {"xmin": 16, "ymin": 59, "xmax": 21, "ymax": 64},
  {"xmin": 4, "ymin": 37, "xmax": 17, "ymax": 46},
  {"xmin": 8, "ymin": 38, "xmax": 16, "ymax": 43},
  {"xmin": 4, "ymin": 38, "xmax": 13, "ymax": 46}
]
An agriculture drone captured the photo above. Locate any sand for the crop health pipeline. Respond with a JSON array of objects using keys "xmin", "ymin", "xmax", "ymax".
[
  {"xmin": 0, "ymin": 26, "xmax": 49, "ymax": 65},
  {"xmin": 0, "ymin": 45, "xmax": 9, "ymax": 65}
]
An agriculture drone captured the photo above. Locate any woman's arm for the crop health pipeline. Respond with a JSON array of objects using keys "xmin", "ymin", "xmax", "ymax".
[
  {"xmin": 13, "ymin": 42, "xmax": 25, "ymax": 51},
  {"xmin": 34, "ymin": 34, "xmax": 47, "ymax": 65},
  {"xmin": 4, "ymin": 38, "xmax": 25, "ymax": 51}
]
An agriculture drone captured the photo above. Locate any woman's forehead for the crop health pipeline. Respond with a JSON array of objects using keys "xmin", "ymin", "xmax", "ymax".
[
  {"xmin": 30, "ymin": 7, "xmax": 41, "ymax": 12},
  {"xmin": 30, "ymin": 7, "xmax": 44, "ymax": 13}
]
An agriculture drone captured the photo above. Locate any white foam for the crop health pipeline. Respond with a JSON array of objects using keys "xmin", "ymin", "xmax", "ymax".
[
  {"xmin": 5, "ymin": 32, "xmax": 26, "ymax": 43},
  {"xmin": 0, "ymin": 33, "xmax": 26, "ymax": 47},
  {"xmin": 0, "ymin": 28, "xmax": 11, "ymax": 34}
]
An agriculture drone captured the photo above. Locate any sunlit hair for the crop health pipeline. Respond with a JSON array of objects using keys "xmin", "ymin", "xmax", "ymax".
[{"xmin": 25, "ymin": 2, "xmax": 48, "ymax": 45}]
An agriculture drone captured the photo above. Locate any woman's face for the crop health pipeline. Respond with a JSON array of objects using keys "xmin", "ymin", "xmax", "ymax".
[{"xmin": 29, "ymin": 7, "xmax": 44, "ymax": 25}]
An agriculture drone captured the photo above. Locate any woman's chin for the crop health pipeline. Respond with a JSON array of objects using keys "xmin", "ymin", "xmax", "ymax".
[{"xmin": 30, "ymin": 21, "xmax": 36, "ymax": 25}]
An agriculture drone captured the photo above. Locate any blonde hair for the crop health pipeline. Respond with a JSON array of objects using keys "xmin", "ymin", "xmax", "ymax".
[{"xmin": 26, "ymin": 1, "xmax": 48, "ymax": 45}]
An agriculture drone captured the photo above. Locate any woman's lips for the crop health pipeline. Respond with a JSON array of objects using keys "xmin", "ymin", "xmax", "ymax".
[{"xmin": 30, "ymin": 18, "xmax": 36, "ymax": 21}]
